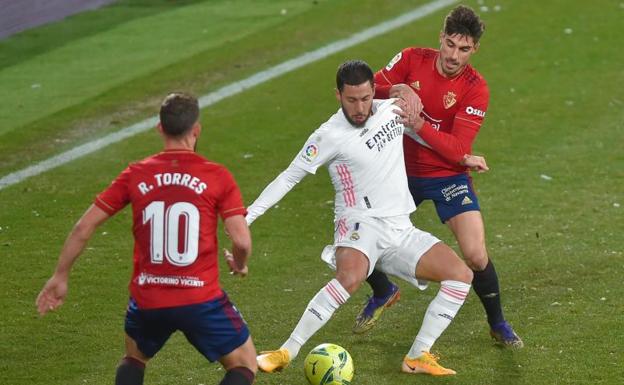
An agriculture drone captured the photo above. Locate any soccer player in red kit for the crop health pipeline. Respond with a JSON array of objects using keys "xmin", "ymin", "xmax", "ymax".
[
  {"xmin": 36, "ymin": 93, "xmax": 258, "ymax": 385},
  {"xmin": 354, "ymin": 5, "xmax": 523, "ymax": 348}
]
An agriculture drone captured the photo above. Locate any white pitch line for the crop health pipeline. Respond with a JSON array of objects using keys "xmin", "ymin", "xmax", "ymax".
[{"xmin": 0, "ymin": 0, "xmax": 457, "ymax": 191}]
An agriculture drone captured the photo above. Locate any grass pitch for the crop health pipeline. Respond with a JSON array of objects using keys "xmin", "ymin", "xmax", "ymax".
[{"xmin": 1, "ymin": 1, "xmax": 623, "ymax": 384}]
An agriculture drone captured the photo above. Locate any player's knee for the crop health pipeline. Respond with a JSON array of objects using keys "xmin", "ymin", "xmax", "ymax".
[
  {"xmin": 233, "ymin": 353, "xmax": 257, "ymax": 375},
  {"xmin": 445, "ymin": 257, "xmax": 473, "ymax": 284},
  {"xmin": 335, "ymin": 273, "xmax": 363, "ymax": 295},
  {"xmin": 456, "ymin": 265, "xmax": 473, "ymax": 284},
  {"xmin": 463, "ymin": 247, "xmax": 488, "ymax": 271},
  {"xmin": 220, "ymin": 337, "xmax": 257, "ymax": 375},
  {"xmin": 245, "ymin": 355, "xmax": 258, "ymax": 374}
]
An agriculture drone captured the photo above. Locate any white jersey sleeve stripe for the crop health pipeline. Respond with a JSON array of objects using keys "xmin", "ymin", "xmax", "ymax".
[
  {"xmin": 336, "ymin": 164, "xmax": 355, "ymax": 207},
  {"xmin": 343, "ymin": 165, "xmax": 356, "ymax": 207}
]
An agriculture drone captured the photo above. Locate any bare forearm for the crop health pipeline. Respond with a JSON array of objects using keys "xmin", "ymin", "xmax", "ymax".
[
  {"xmin": 224, "ymin": 214, "xmax": 252, "ymax": 274},
  {"xmin": 54, "ymin": 205, "xmax": 110, "ymax": 277},
  {"xmin": 36, "ymin": 205, "xmax": 110, "ymax": 315},
  {"xmin": 230, "ymin": 241, "xmax": 251, "ymax": 270},
  {"xmin": 53, "ymin": 225, "xmax": 93, "ymax": 277}
]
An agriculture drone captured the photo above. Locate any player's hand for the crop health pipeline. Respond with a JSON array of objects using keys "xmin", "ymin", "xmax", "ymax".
[
  {"xmin": 391, "ymin": 84, "xmax": 424, "ymax": 131},
  {"xmin": 36, "ymin": 274, "xmax": 68, "ymax": 316},
  {"xmin": 223, "ymin": 249, "xmax": 248, "ymax": 278},
  {"xmin": 461, "ymin": 154, "xmax": 489, "ymax": 173},
  {"xmin": 390, "ymin": 84, "xmax": 423, "ymax": 113}
]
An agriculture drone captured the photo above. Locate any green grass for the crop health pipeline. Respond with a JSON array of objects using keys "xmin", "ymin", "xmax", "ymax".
[
  {"xmin": 0, "ymin": 0, "xmax": 318, "ymax": 134},
  {"xmin": 1, "ymin": 0, "xmax": 624, "ymax": 384}
]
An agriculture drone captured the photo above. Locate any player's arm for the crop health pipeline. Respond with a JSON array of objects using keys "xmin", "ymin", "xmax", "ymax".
[
  {"xmin": 246, "ymin": 124, "xmax": 338, "ymax": 225},
  {"xmin": 416, "ymin": 117, "xmax": 480, "ymax": 164},
  {"xmin": 223, "ymin": 215, "xmax": 251, "ymax": 277},
  {"xmin": 374, "ymin": 48, "xmax": 413, "ymax": 99},
  {"xmin": 416, "ymin": 85, "xmax": 489, "ymax": 165},
  {"xmin": 245, "ymin": 162, "xmax": 309, "ymax": 225},
  {"xmin": 461, "ymin": 154, "xmax": 489, "ymax": 173},
  {"xmin": 36, "ymin": 204, "xmax": 111, "ymax": 316}
]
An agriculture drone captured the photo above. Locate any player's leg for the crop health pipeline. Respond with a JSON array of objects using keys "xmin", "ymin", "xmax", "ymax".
[
  {"xmin": 218, "ymin": 337, "xmax": 257, "ymax": 385},
  {"xmin": 353, "ymin": 269, "xmax": 401, "ymax": 333},
  {"xmin": 402, "ymin": 242, "xmax": 472, "ymax": 375},
  {"xmin": 180, "ymin": 295, "xmax": 256, "ymax": 384},
  {"xmin": 258, "ymin": 246, "xmax": 368, "ymax": 373},
  {"xmin": 354, "ymin": 178, "xmax": 428, "ymax": 333},
  {"xmin": 117, "ymin": 298, "xmax": 173, "ymax": 385},
  {"xmin": 115, "ymin": 334, "xmax": 150, "ymax": 385},
  {"xmin": 364, "ymin": 269, "xmax": 397, "ymax": 298},
  {"xmin": 373, "ymin": 223, "xmax": 470, "ymax": 375},
  {"xmin": 446, "ymin": 211, "xmax": 523, "ymax": 347}
]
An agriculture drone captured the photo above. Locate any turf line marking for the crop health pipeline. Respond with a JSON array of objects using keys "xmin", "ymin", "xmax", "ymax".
[{"xmin": 0, "ymin": 0, "xmax": 457, "ymax": 191}]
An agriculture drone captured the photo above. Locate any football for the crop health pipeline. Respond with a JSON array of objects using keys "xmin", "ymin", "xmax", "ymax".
[{"xmin": 303, "ymin": 343, "xmax": 354, "ymax": 385}]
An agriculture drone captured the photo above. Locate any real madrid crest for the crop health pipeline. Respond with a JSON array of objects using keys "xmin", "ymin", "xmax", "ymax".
[
  {"xmin": 443, "ymin": 91, "xmax": 457, "ymax": 109},
  {"xmin": 350, "ymin": 232, "xmax": 360, "ymax": 241}
]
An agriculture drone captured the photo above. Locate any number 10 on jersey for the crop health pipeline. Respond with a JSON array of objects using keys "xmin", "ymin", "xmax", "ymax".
[{"xmin": 143, "ymin": 201, "xmax": 200, "ymax": 266}]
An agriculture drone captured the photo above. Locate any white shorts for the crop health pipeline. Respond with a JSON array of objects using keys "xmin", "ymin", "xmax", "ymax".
[{"xmin": 320, "ymin": 215, "xmax": 440, "ymax": 290}]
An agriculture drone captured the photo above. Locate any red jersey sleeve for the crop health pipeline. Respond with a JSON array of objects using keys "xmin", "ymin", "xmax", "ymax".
[
  {"xmin": 374, "ymin": 48, "xmax": 414, "ymax": 99},
  {"xmin": 217, "ymin": 168, "xmax": 247, "ymax": 219},
  {"xmin": 418, "ymin": 82, "xmax": 489, "ymax": 164},
  {"xmin": 94, "ymin": 166, "xmax": 131, "ymax": 215}
]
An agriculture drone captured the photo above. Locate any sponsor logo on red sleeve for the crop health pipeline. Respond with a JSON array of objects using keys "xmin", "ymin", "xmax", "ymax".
[
  {"xmin": 385, "ymin": 52, "xmax": 402, "ymax": 71},
  {"xmin": 465, "ymin": 106, "xmax": 486, "ymax": 117}
]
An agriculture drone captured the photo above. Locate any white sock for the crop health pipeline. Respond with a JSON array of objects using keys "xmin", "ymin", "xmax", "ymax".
[
  {"xmin": 408, "ymin": 280, "xmax": 470, "ymax": 358},
  {"xmin": 281, "ymin": 279, "xmax": 350, "ymax": 359}
]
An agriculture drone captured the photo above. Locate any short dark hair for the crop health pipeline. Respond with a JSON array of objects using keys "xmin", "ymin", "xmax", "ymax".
[
  {"xmin": 336, "ymin": 60, "xmax": 374, "ymax": 92},
  {"xmin": 159, "ymin": 92, "xmax": 200, "ymax": 137},
  {"xmin": 443, "ymin": 5, "xmax": 485, "ymax": 43}
]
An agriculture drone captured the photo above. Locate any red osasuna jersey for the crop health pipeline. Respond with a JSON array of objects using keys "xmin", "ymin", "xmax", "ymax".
[
  {"xmin": 375, "ymin": 47, "xmax": 489, "ymax": 177},
  {"xmin": 94, "ymin": 150, "xmax": 246, "ymax": 309}
]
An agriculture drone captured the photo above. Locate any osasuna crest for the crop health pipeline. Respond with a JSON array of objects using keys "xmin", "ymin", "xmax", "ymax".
[
  {"xmin": 443, "ymin": 91, "xmax": 457, "ymax": 109},
  {"xmin": 410, "ymin": 80, "xmax": 421, "ymax": 91}
]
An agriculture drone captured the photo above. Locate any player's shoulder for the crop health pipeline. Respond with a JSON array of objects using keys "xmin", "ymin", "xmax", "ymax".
[
  {"xmin": 402, "ymin": 47, "xmax": 437, "ymax": 61},
  {"xmin": 461, "ymin": 64, "xmax": 488, "ymax": 90},
  {"xmin": 143, "ymin": 151, "xmax": 232, "ymax": 175},
  {"xmin": 190, "ymin": 157, "xmax": 239, "ymax": 186},
  {"xmin": 408, "ymin": 47, "xmax": 438, "ymax": 57},
  {"xmin": 192, "ymin": 155, "xmax": 231, "ymax": 175},
  {"xmin": 124, "ymin": 153, "xmax": 160, "ymax": 172},
  {"xmin": 298, "ymin": 109, "xmax": 351, "ymax": 156},
  {"xmin": 374, "ymin": 98, "xmax": 398, "ymax": 114},
  {"xmin": 320, "ymin": 108, "xmax": 352, "ymax": 135}
]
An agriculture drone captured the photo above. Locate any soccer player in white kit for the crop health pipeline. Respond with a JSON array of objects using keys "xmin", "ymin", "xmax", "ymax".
[{"xmin": 247, "ymin": 60, "xmax": 486, "ymax": 376}]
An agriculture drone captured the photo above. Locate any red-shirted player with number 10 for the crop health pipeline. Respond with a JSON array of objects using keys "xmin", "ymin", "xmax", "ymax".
[
  {"xmin": 355, "ymin": 5, "xmax": 523, "ymax": 348},
  {"xmin": 36, "ymin": 93, "xmax": 258, "ymax": 385}
]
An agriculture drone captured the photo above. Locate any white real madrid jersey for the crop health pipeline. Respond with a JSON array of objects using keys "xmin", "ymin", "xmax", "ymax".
[{"xmin": 294, "ymin": 99, "xmax": 416, "ymax": 219}]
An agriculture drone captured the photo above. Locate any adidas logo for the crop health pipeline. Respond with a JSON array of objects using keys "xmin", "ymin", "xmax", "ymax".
[{"xmin": 461, "ymin": 196, "xmax": 473, "ymax": 205}]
